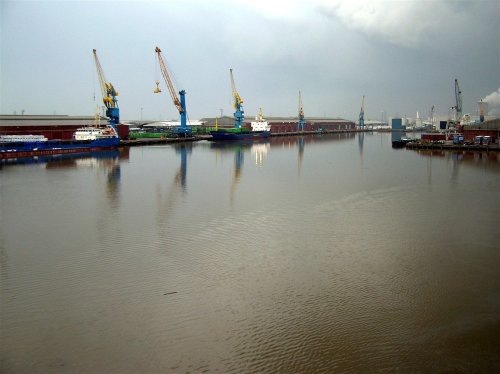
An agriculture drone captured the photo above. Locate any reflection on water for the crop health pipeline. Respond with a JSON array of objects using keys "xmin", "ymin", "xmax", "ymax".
[
  {"xmin": 251, "ymin": 142, "xmax": 269, "ymax": 166},
  {"xmin": 174, "ymin": 143, "xmax": 191, "ymax": 190},
  {"xmin": 416, "ymin": 148, "xmax": 500, "ymax": 182},
  {"xmin": 0, "ymin": 149, "xmax": 127, "ymax": 202},
  {"xmin": 297, "ymin": 137, "xmax": 305, "ymax": 176},
  {"xmin": 210, "ymin": 140, "xmax": 259, "ymax": 203},
  {"xmin": 1, "ymin": 133, "xmax": 499, "ymax": 373},
  {"xmin": 391, "ymin": 131, "xmax": 402, "ymax": 143},
  {"xmin": 0, "ymin": 149, "xmax": 126, "ymax": 167}
]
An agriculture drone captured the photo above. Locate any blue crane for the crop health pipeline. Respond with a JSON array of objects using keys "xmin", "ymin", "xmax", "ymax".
[
  {"xmin": 359, "ymin": 95, "xmax": 365, "ymax": 129},
  {"xmin": 154, "ymin": 46, "xmax": 192, "ymax": 137},
  {"xmin": 298, "ymin": 91, "xmax": 305, "ymax": 131},
  {"xmin": 93, "ymin": 49, "xmax": 119, "ymax": 130}
]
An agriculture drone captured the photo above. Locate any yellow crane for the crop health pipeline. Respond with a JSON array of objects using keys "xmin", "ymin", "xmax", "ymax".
[
  {"xmin": 229, "ymin": 68, "xmax": 244, "ymax": 128},
  {"xmin": 92, "ymin": 49, "xmax": 119, "ymax": 127}
]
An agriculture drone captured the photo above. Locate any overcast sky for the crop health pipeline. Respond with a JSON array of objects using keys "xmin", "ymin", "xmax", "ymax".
[{"xmin": 1, "ymin": 0, "xmax": 499, "ymax": 122}]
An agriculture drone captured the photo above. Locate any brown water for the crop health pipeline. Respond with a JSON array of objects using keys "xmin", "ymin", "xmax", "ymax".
[{"xmin": 1, "ymin": 133, "xmax": 499, "ymax": 373}]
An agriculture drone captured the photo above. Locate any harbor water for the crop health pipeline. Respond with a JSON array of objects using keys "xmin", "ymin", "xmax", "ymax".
[{"xmin": 1, "ymin": 132, "xmax": 499, "ymax": 372}]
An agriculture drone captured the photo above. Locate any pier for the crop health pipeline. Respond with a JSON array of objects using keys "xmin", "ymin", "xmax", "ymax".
[{"xmin": 405, "ymin": 142, "xmax": 500, "ymax": 152}]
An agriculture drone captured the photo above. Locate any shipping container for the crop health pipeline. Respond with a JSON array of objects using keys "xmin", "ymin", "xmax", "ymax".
[{"xmin": 452, "ymin": 134, "xmax": 464, "ymax": 144}]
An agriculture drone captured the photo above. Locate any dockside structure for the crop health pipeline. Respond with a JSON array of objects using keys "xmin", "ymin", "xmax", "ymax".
[{"xmin": 460, "ymin": 118, "xmax": 500, "ymax": 143}]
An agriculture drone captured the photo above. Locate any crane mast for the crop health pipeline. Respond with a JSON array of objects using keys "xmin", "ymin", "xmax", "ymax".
[
  {"xmin": 230, "ymin": 68, "xmax": 244, "ymax": 128},
  {"xmin": 154, "ymin": 46, "xmax": 191, "ymax": 137},
  {"xmin": 298, "ymin": 91, "xmax": 305, "ymax": 131},
  {"xmin": 93, "ymin": 49, "xmax": 119, "ymax": 128},
  {"xmin": 359, "ymin": 95, "xmax": 365, "ymax": 129}
]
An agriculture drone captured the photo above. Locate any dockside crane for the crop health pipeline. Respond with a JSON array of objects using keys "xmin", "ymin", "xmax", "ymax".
[
  {"xmin": 359, "ymin": 95, "xmax": 365, "ymax": 129},
  {"xmin": 451, "ymin": 78, "xmax": 462, "ymax": 121},
  {"xmin": 430, "ymin": 105, "xmax": 434, "ymax": 129},
  {"xmin": 298, "ymin": 91, "xmax": 305, "ymax": 131},
  {"xmin": 447, "ymin": 79, "xmax": 463, "ymax": 129},
  {"xmin": 230, "ymin": 68, "xmax": 244, "ymax": 128},
  {"xmin": 154, "ymin": 46, "xmax": 192, "ymax": 137},
  {"xmin": 454, "ymin": 79, "xmax": 462, "ymax": 120},
  {"xmin": 93, "ymin": 49, "xmax": 119, "ymax": 129}
]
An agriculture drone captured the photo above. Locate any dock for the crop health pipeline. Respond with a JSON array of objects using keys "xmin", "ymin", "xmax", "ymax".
[{"xmin": 406, "ymin": 142, "xmax": 500, "ymax": 152}]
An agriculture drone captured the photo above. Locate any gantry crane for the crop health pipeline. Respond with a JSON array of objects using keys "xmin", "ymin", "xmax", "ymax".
[
  {"xmin": 359, "ymin": 95, "xmax": 365, "ymax": 129},
  {"xmin": 93, "ymin": 49, "xmax": 119, "ymax": 129},
  {"xmin": 298, "ymin": 91, "xmax": 305, "ymax": 131},
  {"xmin": 154, "ymin": 46, "xmax": 192, "ymax": 137},
  {"xmin": 230, "ymin": 68, "xmax": 244, "ymax": 128}
]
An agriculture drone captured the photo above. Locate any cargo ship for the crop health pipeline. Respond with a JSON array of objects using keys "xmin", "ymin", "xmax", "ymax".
[
  {"xmin": 210, "ymin": 128, "xmax": 271, "ymax": 141},
  {"xmin": 210, "ymin": 108, "xmax": 271, "ymax": 141},
  {"xmin": 0, "ymin": 125, "xmax": 120, "ymax": 160}
]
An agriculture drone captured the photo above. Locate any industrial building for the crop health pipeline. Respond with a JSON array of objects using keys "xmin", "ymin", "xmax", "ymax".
[{"xmin": 461, "ymin": 118, "xmax": 500, "ymax": 143}]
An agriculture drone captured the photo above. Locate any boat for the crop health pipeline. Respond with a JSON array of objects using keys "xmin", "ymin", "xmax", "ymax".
[
  {"xmin": 0, "ymin": 125, "xmax": 120, "ymax": 160},
  {"xmin": 391, "ymin": 137, "xmax": 413, "ymax": 148},
  {"xmin": 210, "ymin": 108, "xmax": 271, "ymax": 141}
]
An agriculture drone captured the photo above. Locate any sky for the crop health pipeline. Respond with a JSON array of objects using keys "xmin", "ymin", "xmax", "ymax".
[{"xmin": 1, "ymin": 0, "xmax": 499, "ymax": 122}]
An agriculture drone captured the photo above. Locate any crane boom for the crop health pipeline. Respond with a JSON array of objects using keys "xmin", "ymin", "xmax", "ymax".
[
  {"xmin": 92, "ymin": 49, "xmax": 119, "ymax": 127},
  {"xmin": 229, "ymin": 68, "xmax": 244, "ymax": 128},
  {"xmin": 155, "ymin": 47, "xmax": 183, "ymax": 113},
  {"xmin": 154, "ymin": 46, "xmax": 191, "ymax": 136},
  {"xmin": 230, "ymin": 68, "xmax": 243, "ymax": 110},
  {"xmin": 298, "ymin": 91, "xmax": 305, "ymax": 131}
]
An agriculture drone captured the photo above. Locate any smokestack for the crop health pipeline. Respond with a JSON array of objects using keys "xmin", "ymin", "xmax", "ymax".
[{"xmin": 478, "ymin": 99, "xmax": 488, "ymax": 123}]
